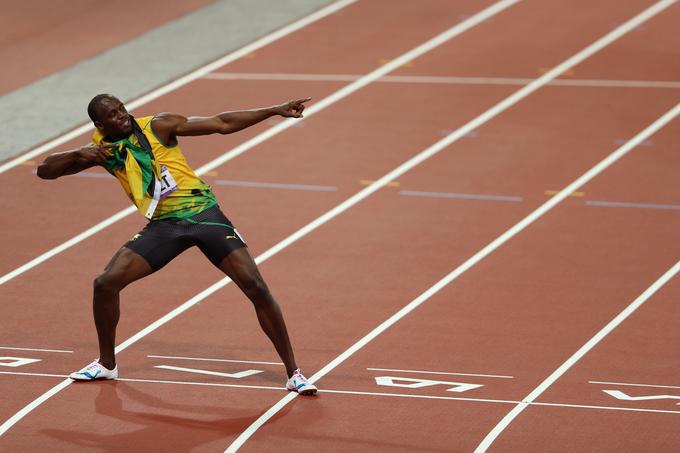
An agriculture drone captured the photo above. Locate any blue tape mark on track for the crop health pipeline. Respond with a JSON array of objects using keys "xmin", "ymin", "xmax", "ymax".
[
  {"xmin": 214, "ymin": 179, "xmax": 337, "ymax": 192},
  {"xmin": 585, "ymin": 200, "xmax": 680, "ymax": 211},
  {"xmin": 400, "ymin": 190, "xmax": 523, "ymax": 202}
]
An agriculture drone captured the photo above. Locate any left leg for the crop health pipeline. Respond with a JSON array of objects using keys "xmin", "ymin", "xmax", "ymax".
[
  {"xmin": 218, "ymin": 247, "xmax": 298, "ymax": 377},
  {"xmin": 192, "ymin": 206, "xmax": 316, "ymax": 394}
]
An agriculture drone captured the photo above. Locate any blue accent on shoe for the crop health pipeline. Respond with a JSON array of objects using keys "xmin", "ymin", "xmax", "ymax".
[
  {"xmin": 296, "ymin": 382, "xmax": 305, "ymax": 390},
  {"xmin": 81, "ymin": 370, "xmax": 101, "ymax": 380}
]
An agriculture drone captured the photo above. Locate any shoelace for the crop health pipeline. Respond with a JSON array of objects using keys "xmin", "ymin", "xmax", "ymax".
[{"xmin": 83, "ymin": 362, "xmax": 101, "ymax": 373}]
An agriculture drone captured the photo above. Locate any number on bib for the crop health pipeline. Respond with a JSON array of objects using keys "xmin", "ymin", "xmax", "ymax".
[{"xmin": 159, "ymin": 165, "xmax": 178, "ymax": 199}]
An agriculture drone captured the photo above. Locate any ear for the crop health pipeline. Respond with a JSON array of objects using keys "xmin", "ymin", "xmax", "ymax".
[{"xmin": 94, "ymin": 120, "xmax": 103, "ymax": 130}]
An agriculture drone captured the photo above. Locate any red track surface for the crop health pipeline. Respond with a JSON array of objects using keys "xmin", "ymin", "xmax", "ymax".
[
  {"xmin": 0, "ymin": 0, "xmax": 211, "ymax": 95},
  {"xmin": 1, "ymin": 1, "xmax": 679, "ymax": 451}
]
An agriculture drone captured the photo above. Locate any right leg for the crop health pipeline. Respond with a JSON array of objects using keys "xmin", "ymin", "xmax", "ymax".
[
  {"xmin": 93, "ymin": 246, "xmax": 152, "ymax": 369},
  {"xmin": 70, "ymin": 221, "xmax": 192, "ymax": 381}
]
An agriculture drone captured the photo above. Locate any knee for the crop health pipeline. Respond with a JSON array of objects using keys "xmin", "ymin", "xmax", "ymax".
[
  {"xmin": 239, "ymin": 274, "xmax": 271, "ymax": 301},
  {"xmin": 93, "ymin": 272, "xmax": 124, "ymax": 294}
]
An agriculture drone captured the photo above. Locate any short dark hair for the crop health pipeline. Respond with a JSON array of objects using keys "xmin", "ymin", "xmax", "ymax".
[{"xmin": 87, "ymin": 94, "xmax": 115, "ymax": 122}]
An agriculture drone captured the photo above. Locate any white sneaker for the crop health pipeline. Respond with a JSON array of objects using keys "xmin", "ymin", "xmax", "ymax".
[
  {"xmin": 69, "ymin": 359, "xmax": 118, "ymax": 381},
  {"xmin": 286, "ymin": 368, "xmax": 317, "ymax": 396}
]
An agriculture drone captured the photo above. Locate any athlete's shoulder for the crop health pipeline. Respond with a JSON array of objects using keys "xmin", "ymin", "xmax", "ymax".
[
  {"xmin": 134, "ymin": 115, "xmax": 154, "ymax": 130},
  {"xmin": 150, "ymin": 113, "xmax": 185, "ymax": 147},
  {"xmin": 152, "ymin": 112, "xmax": 185, "ymax": 123},
  {"xmin": 150, "ymin": 113, "xmax": 185, "ymax": 133}
]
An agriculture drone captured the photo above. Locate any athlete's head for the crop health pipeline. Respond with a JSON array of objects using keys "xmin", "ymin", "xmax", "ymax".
[{"xmin": 88, "ymin": 94, "xmax": 132, "ymax": 139}]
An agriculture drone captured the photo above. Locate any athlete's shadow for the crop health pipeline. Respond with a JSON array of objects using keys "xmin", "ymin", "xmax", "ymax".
[{"xmin": 42, "ymin": 381, "xmax": 295, "ymax": 452}]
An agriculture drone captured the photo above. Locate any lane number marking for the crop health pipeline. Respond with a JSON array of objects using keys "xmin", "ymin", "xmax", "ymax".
[
  {"xmin": 375, "ymin": 376, "xmax": 483, "ymax": 393},
  {"xmin": 0, "ymin": 357, "xmax": 42, "ymax": 368},
  {"xmin": 604, "ymin": 389, "xmax": 680, "ymax": 406},
  {"xmin": 154, "ymin": 365, "xmax": 263, "ymax": 379}
]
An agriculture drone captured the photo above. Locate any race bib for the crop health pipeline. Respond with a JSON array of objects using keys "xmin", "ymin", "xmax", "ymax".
[{"xmin": 159, "ymin": 165, "xmax": 178, "ymax": 199}]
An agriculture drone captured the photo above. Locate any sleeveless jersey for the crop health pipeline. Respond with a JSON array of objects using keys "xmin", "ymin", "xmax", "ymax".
[{"xmin": 92, "ymin": 116, "xmax": 217, "ymax": 220}]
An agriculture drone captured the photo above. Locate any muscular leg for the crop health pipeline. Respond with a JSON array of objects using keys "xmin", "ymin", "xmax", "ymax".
[
  {"xmin": 218, "ymin": 248, "xmax": 297, "ymax": 377},
  {"xmin": 93, "ymin": 247, "xmax": 152, "ymax": 369}
]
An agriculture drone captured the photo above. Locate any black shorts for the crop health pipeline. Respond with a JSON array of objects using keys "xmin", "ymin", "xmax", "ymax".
[{"xmin": 124, "ymin": 205, "xmax": 247, "ymax": 271}]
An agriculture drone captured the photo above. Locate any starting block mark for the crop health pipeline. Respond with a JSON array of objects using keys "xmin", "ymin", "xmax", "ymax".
[
  {"xmin": 604, "ymin": 389, "xmax": 680, "ymax": 406},
  {"xmin": 375, "ymin": 376, "xmax": 483, "ymax": 393},
  {"xmin": 154, "ymin": 365, "xmax": 263, "ymax": 379},
  {"xmin": 0, "ymin": 357, "xmax": 42, "ymax": 368}
]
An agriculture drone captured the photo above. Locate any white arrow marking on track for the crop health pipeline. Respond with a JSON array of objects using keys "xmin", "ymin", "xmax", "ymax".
[
  {"xmin": 604, "ymin": 390, "xmax": 680, "ymax": 405},
  {"xmin": 154, "ymin": 365, "xmax": 263, "ymax": 379}
]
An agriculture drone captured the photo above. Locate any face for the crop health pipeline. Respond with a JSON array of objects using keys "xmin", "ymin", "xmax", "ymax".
[{"xmin": 94, "ymin": 97, "xmax": 132, "ymax": 139}]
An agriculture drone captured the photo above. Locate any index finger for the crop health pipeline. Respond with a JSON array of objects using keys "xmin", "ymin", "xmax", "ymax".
[{"xmin": 295, "ymin": 97, "xmax": 312, "ymax": 104}]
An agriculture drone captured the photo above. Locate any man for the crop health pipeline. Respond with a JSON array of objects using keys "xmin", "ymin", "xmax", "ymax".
[{"xmin": 37, "ymin": 94, "xmax": 317, "ymax": 395}]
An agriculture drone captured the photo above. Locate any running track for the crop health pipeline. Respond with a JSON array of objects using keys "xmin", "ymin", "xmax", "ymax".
[{"xmin": 1, "ymin": 1, "xmax": 679, "ymax": 451}]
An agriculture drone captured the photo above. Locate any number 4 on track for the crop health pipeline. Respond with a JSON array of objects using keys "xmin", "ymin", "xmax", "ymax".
[{"xmin": 375, "ymin": 376, "xmax": 483, "ymax": 393}]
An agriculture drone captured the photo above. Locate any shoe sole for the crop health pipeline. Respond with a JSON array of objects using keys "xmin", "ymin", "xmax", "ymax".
[
  {"xmin": 298, "ymin": 388, "xmax": 317, "ymax": 396},
  {"xmin": 288, "ymin": 386, "xmax": 317, "ymax": 396},
  {"xmin": 69, "ymin": 375, "xmax": 117, "ymax": 381}
]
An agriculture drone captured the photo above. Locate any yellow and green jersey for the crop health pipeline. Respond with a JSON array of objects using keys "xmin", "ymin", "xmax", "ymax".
[{"xmin": 92, "ymin": 115, "xmax": 216, "ymax": 220}]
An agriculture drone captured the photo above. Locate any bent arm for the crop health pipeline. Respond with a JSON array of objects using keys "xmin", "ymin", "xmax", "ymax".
[
  {"xmin": 151, "ymin": 98, "xmax": 311, "ymax": 144},
  {"xmin": 36, "ymin": 144, "xmax": 112, "ymax": 179}
]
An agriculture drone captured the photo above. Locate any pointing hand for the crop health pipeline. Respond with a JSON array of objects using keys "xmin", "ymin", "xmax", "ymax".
[{"xmin": 274, "ymin": 97, "xmax": 311, "ymax": 118}]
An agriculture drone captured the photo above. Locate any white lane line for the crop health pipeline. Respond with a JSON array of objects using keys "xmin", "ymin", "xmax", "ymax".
[
  {"xmin": 476, "ymin": 258, "xmax": 680, "ymax": 452},
  {"xmin": 0, "ymin": 0, "xmax": 518, "ymax": 288},
  {"xmin": 614, "ymin": 138, "xmax": 654, "ymax": 147},
  {"xmin": 585, "ymin": 200, "xmax": 680, "ymax": 210},
  {"xmin": 204, "ymin": 72, "xmax": 360, "ymax": 82},
  {"xmin": 400, "ymin": 190, "xmax": 523, "ymax": 202},
  {"xmin": 0, "ymin": 0, "xmax": 358, "ymax": 174},
  {"xmin": 590, "ymin": 380, "xmax": 680, "ymax": 390},
  {"xmin": 4, "ymin": 370, "xmax": 680, "ymax": 416},
  {"xmin": 549, "ymin": 79, "xmax": 680, "ymax": 89},
  {"xmin": 0, "ymin": 0, "xmax": 522, "ymax": 436},
  {"xmin": 0, "ymin": 371, "xmax": 67, "ymax": 379},
  {"xmin": 366, "ymin": 368, "xmax": 513, "ymax": 379},
  {"xmin": 147, "ymin": 355, "xmax": 284, "ymax": 366},
  {"xmin": 204, "ymin": 72, "xmax": 680, "ymax": 89},
  {"xmin": 4, "ymin": 370, "xmax": 680, "ymax": 417},
  {"xmin": 0, "ymin": 346, "xmax": 73, "ymax": 354},
  {"xmin": 0, "ymin": 206, "xmax": 137, "ymax": 286},
  {"xmin": 154, "ymin": 365, "xmax": 263, "ymax": 379},
  {"xmin": 0, "ymin": 370, "xmax": 283, "ymax": 391},
  {"xmin": 225, "ymin": 2, "xmax": 680, "ymax": 449},
  {"xmin": 0, "ymin": 379, "xmax": 72, "ymax": 436},
  {"xmin": 213, "ymin": 179, "xmax": 337, "ymax": 192},
  {"xmin": 321, "ymin": 389, "xmax": 680, "ymax": 415}
]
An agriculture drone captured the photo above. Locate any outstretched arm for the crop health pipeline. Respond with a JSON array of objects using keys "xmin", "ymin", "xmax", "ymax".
[
  {"xmin": 37, "ymin": 144, "xmax": 114, "ymax": 179},
  {"xmin": 151, "ymin": 98, "xmax": 311, "ymax": 145}
]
